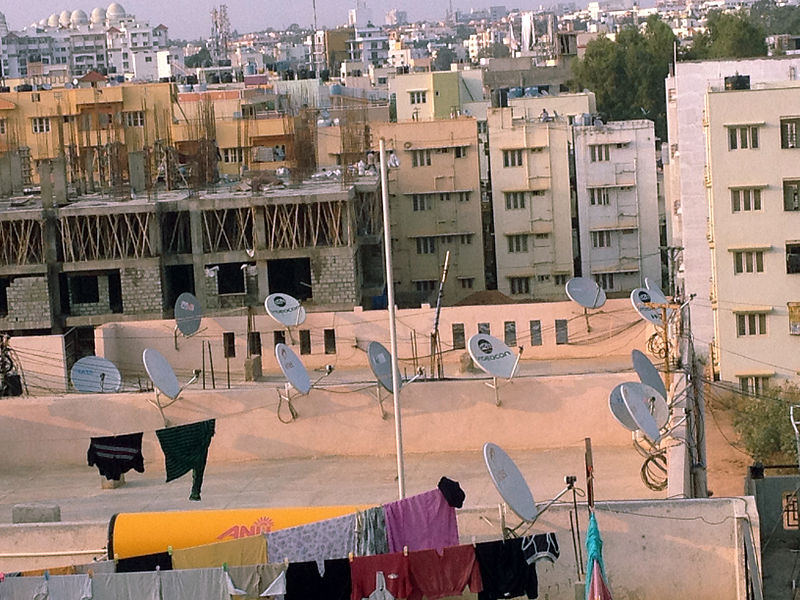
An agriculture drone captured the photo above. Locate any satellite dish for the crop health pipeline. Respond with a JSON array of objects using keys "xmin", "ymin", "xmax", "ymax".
[
  {"xmin": 644, "ymin": 277, "xmax": 666, "ymax": 299},
  {"xmin": 174, "ymin": 292, "xmax": 203, "ymax": 336},
  {"xmin": 265, "ymin": 293, "xmax": 306, "ymax": 327},
  {"xmin": 468, "ymin": 334, "xmax": 517, "ymax": 379},
  {"xmin": 630, "ymin": 288, "xmax": 663, "ymax": 326},
  {"xmin": 70, "ymin": 356, "xmax": 122, "ymax": 393},
  {"xmin": 142, "ymin": 348, "xmax": 181, "ymax": 400},
  {"xmin": 483, "ymin": 442, "xmax": 538, "ymax": 522},
  {"xmin": 608, "ymin": 382, "xmax": 638, "ymax": 431},
  {"xmin": 621, "ymin": 382, "xmax": 663, "ymax": 444},
  {"xmin": 275, "ymin": 343, "xmax": 311, "ymax": 395},
  {"xmin": 631, "ymin": 349, "xmax": 667, "ymax": 400},
  {"xmin": 368, "ymin": 341, "xmax": 401, "ymax": 393},
  {"xmin": 565, "ymin": 277, "xmax": 606, "ymax": 309}
]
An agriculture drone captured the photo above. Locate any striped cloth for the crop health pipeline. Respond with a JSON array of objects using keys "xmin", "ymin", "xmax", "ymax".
[
  {"xmin": 156, "ymin": 419, "xmax": 215, "ymax": 501},
  {"xmin": 87, "ymin": 432, "xmax": 145, "ymax": 481}
]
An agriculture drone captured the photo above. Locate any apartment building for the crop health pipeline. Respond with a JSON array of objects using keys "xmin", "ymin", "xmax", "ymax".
[
  {"xmin": 573, "ymin": 120, "xmax": 661, "ymax": 294},
  {"xmin": 389, "ymin": 70, "xmax": 484, "ymax": 122},
  {"xmin": 704, "ymin": 82, "xmax": 800, "ymax": 389}
]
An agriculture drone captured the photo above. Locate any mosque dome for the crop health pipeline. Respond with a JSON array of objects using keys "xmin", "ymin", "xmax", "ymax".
[
  {"xmin": 48, "ymin": 13, "xmax": 60, "ymax": 27},
  {"xmin": 59, "ymin": 10, "xmax": 71, "ymax": 27},
  {"xmin": 90, "ymin": 7, "xmax": 106, "ymax": 24},
  {"xmin": 107, "ymin": 3, "xmax": 126, "ymax": 18},
  {"xmin": 70, "ymin": 9, "xmax": 89, "ymax": 26}
]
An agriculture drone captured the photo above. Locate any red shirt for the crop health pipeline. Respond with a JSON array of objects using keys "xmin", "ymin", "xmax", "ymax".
[
  {"xmin": 408, "ymin": 545, "xmax": 483, "ymax": 600},
  {"xmin": 350, "ymin": 552, "xmax": 413, "ymax": 600}
]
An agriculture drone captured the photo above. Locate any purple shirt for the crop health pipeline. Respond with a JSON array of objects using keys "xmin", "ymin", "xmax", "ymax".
[{"xmin": 383, "ymin": 489, "xmax": 459, "ymax": 553}]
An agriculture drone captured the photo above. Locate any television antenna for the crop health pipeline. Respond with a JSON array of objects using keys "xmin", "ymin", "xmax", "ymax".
[
  {"xmin": 565, "ymin": 277, "xmax": 606, "ymax": 332},
  {"xmin": 173, "ymin": 292, "xmax": 205, "ymax": 350},
  {"xmin": 274, "ymin": 343, "xmax": 333, "ymax": 423},
  {"xmin": 265, "ymin": 293, "xmax": 307, "ymax": 344},
  {"xmin": 367, "ymin": 341, "xmax": 424, "ymax": 419},
  {"xmin": 631, "ymin": 349, "xmax": 668, "ymax": 401},
  {"xmin": 70, "ymin": 356, "xmax": 122, "ymax": 393},
  {"xmin": 142, "ymin": 348, "xmax": 200, "ymax": 427},
  {"xmin": 467, "ymin": 333, "xmax": 522, "ymax": 406}
]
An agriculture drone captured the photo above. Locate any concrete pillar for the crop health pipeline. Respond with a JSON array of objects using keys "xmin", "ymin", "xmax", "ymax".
[
  {"xmin": 39, "ymin": 160, "xmax": 53, "ymax": 209},
  {"xmin": 84, "ymin": 147, "xmax": 95, "ymax": 193},
  {"xmin": 189, "ymin": 201, "xmax": 207, "ymax": 309},
  {"xmin": 52, "ymin": 156, "xmax": 67, "ymax": 206},
  {"xmin": 128, "ymin": 151, "xmax": 146, "ymax": 195},
  {"xmin": 252, "ymin": 205, "xmax": 269, "ymax": 302},
  {"xmin": 9, "ymin": 151, "xmax": 23, "ymax": 193},
  {"xmin": 0, "ymin": 154, "xmax": 12, "ymax": 197}
]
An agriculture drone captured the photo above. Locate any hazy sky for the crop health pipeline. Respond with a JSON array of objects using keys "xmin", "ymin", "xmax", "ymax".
[{"xmin": 3, "ymin": 0, "xmax": 547, "ymax": 41}]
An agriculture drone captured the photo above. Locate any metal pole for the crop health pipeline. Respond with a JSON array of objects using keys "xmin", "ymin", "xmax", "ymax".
[
  {"xmin": 380, "ymin": 138, "xmax": 406, "ymax": 499},
  {"xmin": 208, "ymin": 341, "xmax": 216, "ymax": 389}
]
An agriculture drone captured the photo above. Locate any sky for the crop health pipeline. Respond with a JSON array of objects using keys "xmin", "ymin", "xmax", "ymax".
[{"xmin": 3, "ymin": 0, "xmax": 565, "ymax": 41}]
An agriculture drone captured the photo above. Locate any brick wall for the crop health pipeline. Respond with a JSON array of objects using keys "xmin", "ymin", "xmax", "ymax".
[
  {"xmin": 120, "ymin": 266, "xmax": 162, "ymax": 315},
  {"xmin": 313, "ymin": 250, "xmax": 358, "ymax": 305},
  {"xmin": 69, "ymin": 275, "xmax": 110, "ymax": 317},
  {"xmin": 4, "ymin": 276, "xmax": 51, "ymax": 328}
]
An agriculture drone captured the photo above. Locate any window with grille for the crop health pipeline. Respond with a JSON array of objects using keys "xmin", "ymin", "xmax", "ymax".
[
  {"xmin": 508, "ymin": 234, "xmax": 528, "ymax": 253},
  {"xmin": 783, "ymin": 180, "xmax": 800, "ymax": 211},
  {"xmin": 589, "ymin": 188, "xmax": 610, "ymax": 205},
  {"xmin": 412, "ymin": 194, "xmax": 432, "ymax": 211},
  {"xmin": 32, "ymin": 117, "xmax": 50, "ymax": 134},
  {"xmin": 727, "ymin": 125, "xmax": 759, "ymax": 150},
  {"xmin": 529, "ymin": 320, "xmax": 542, "ymax": 345},
  {"xmin": 505, "ymin": 192, "xmax": 526, "ymax": 209},
  {"xmin": 416, "ymin": 237, "xmax": 436, "ymax": 254},
  {"xmin": 124, "ymin": 111, "xmax": 144, "ymax": 127},
  {"xmin": 452, "ymin": 323, "xmax": 466, "ymax": 349},
  {"xmin": 591, "ymin": 231, "xmax": 612, "ymax": 248},
  {"xmin": 222, "ymin": 148, "xmax": 244, "ymax": 163},
  {"xmin": 594, "ymin": 273, "xmax": 615, "ymax": 290},
  {"xmin": 590, "ymin": 144, "xmax": 610, "ymax": 162},
  {"xmin": 733, "ymin": 250, "xmax": 764, "ymax": 274},
  {"xmin": 409, "ymin": 90, "xmax": 427, "ymax": 104},
  {"xmin": 731, "ymin": 188, "xmax": 761, "ymax": 212},
  {"xmin": 503, "ymin": 149, "xmax": 523, "ymax": 167},
  {"xmin": 781, "ymin": 118, "xmax": 800, "ymax": 148},
  {"xmin": 415, "ymin": 280, "xmax": 436, "ymax": 293},
  {"xmin": 736, "ymin": 312, "xmax": 767, "ymax": 336},
  {"xmin": 412, "ymin": 149, "xmax": 431, "ymax": 167},
  {"xmin": 509, "ymin": 277, "xmax": 530, "ymax": 295}
]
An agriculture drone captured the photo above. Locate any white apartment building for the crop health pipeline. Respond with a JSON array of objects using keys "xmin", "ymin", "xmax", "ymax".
[
  {"xmin": 664, "ymin": 56, "xmax": 800, "ymax": 358},
  {"xmin": 704, "ymin": 82, "xmax": 800, "ymax": 390},
  {"xmin": 346, "ymin": 24, "xmax": 389, "ymax": 73},
  {"xmin": 573, "ymin": 120, "xmax": 661, "ymax": 294}
]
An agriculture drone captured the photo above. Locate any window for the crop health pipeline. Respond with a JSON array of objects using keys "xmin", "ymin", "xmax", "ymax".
[
  {"xmin": 594, "ymin": 273, "xmax": 615, "ymax": 290},
  {"xmin": 70, "ymin": 275, "xmax": 99, "ymax": 304},
  {"xmin": 477, "ymin": 121, "xmax": 487, "ymax": 134},
  {"xmin": 781, "ymin": 118, "xmax": 800, "ymax": 148},
  {"xmin": 458, "ymin": 192, "xmax": 470, "ymax": 202},
  {"xmin": 415, "ymin": 280, "xmax": 436, "ymax": 293},
  {"xmin": 124, "ymin": 111, "xmax": 144, "ymax": 127},
  {"xmin": 0, "ymin": 119, "xmax": 5, "ymax": 135},
  {"xmin": 299, "ymin": 329, "xmax": 311, "ymax": 354},
  {"xmin": 478, "ymin": 322, "xmax": 490, "ymax": 335},
  {"xmin": 504, "ymin": 321, "xmax": 517, "ymax": 347},
  {"xmin": 144, "ymin": 56, "xmax": 153, "ymax": 62},
  {"xmin": 31, "ymin": 92, "xmax": 40, "ymax": 102},
  {"xmin": 733, "ymin": 250, "xmax": 764, "ymax": 274},
  {"xmin": 509, "ymin": 277, "xmax": 530, "ymax": 295},
  {"xmin": 409, "ymin": 90, "xmax": 427, "ymax": 104},
  {"xmin": 439, "ymin": 192, "xmax": 450, "ymax": 201},
  {"xmin": 736, "ymin": 312, "xmax": 767, "ymax": 336},
  {"xmin": 554, "ymin": 274, "xmax": 568, "ymax": 285},
  {"xmin": 32, "ymin": 117, "xmax": 50, "ymax": 134},
  {"xmin": 412, "ymin": 194, "xmax": 432, "ymax": 211},
  {"xmin": 739, "ymin": 376, "xmax": 769, "ymax": 395},
  {"xmin": 460, "ymin": 278, "xmax": 474, "ymax": 289},
  {"xmin": 537, "ymin": 274, "xmax": 550, "ymax": 282},
  {"xmin": 782, "ymin": 490, "xmax": 798, "ymax": 530},
  {"xmin": 508, "ymin": 234, "xmax": 528, "ymax": 253},
  {"xmin": 731, "ymin": 188, "xmax": 762, "ymax": 212},
  {"xmin": 503, "ymin": 149, "xmax": 523, "ymax": 167},
  {"xmin": 787, "ymin": 243, "xmax": 800, "ymax": 274},
  {"xmin": 273, "ymin": 330, "xmax": 286, "ymax": 346},
  {"xmin": 590, "ymin": 144, "xmax": 610, "ymax": 162},
  {"xmin": 505, "ymin": 192, "xmax": 526, "ymax": 210},
  {"xmin": 216, "ymin": 263, "xmax": 246, "ymax": 294},
  {"xmin": 555, "ymin": 319, "xmax": 569, "ymax": 344},
  {"xmin": 529, "ymin": 320, "xmax": 542, "ymax": 346},
  {"xmin": 416, "ymin": 237, "xmax": 436, "ymax": 254},
  {"xmin": 452, "ymin": 323, "xmax": 466, "ymax": 349},
  {"xmin": 534, "ymin": 233, "xmax": 550, "ymax": 241},
  {"xmin": 460, "ymin": 234, "xmax": 472, "ymax": 244},
  {"xmin": 324, "ymin": 328, "xmax": 337, "ymax": 354},
  {"xmin": 454, "ymin": 146, "xmax": 466, "ymax": 158},
  {"xmin": 248, "ymin": 331, "xmax": 262, "ymax": 355},
  {"xmin": 221, "ymin": 148, "xmax": 243, "ymax": 163},
  {"xmin": 411, "ymin": 149, "xmax": 431, "ymax": 167},
  {"xmin": 589, "ymin": 188, "xmax": 610, "ymax": 205},
  {"xmin": 591, "ymin": 231, "xmax": 612, "ymax": 248},
  {"xmin": 728, "ymin": 125, "xmax": 759, "ymax": 150},
  {"xmin": 784, "ymin": 180, "xmax": 800, "ymax": 211}
]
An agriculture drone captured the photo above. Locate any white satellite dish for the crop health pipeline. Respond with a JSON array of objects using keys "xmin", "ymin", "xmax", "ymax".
[
  {"xmin": 468, "ymin": 333, "xmax": 521, "ymax": 407},
  {"xmin": 630, "ymin": 288, "xmax": 663, "ymax": 326},
  {"xmin": 631, "ymin": 349, "xmax": 667, "ymax": 401},
  {"xmin": 174, "ymin": 292, "xmax": 203, "ymax": 337},
  {"xmin": 71, "ymin": 356, "xmax": 122, "ymax": 393},
  {"xmin": 644, "ymin": 278, "xmax": 675, "ymax": 322},
  {"xmin": 143, "ymin": 348, "xmax": 181, "ymax": 400},
  {"xmin": 621, "ymin": 382, "xmax": 663, "ymax": 444},
  {"xmin": 566, "ymin": 277, "xmax": 606, "ymax": 309},
  {"xmin": 483, "ymin": 442, "xmax": 538, "ymax": 522},
  {"xmin": 608, "ymin": 382, "xmax": 638, "ymax": 431},
  {"xmin": 275, "ymin": 343, "xmax": 311, "ymax": 395},
  {"xmin": 265, "ymin": 293, "xmax": 307, "ymax": 327},
  {"xmin": 368, "ymin": 341, "xmax": 401, "ymax": 393}
]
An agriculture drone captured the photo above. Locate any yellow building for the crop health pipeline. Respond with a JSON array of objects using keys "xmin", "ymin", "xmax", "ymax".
[
  {"xmin": 389, "ymin": 70, "xmax": 484, "ymax": 122},
  {"xmin": 705, "ymin": 81, "xmax": 800, "ymax": 390}
]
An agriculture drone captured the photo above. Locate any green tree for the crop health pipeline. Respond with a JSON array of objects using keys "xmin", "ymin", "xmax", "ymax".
[
  {"xmin": 434, "ymin": 47, "xmax": 457, "ymax": 71},
  {"xmin": 732, "ymin": 384, "xmax": 800, "ymax": 462},
  {"xmin": 185, "ymin": 47, "xmax": 212, "ymax": 68},
  {"xmin": 705, "ymin": 11, "xmax": 768, "ymax": 58},
  {"xmin": 477, "ymin": 43, "xmax": 511, "ymax": 59}
]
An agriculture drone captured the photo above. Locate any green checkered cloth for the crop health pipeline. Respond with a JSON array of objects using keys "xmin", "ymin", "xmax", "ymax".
[{"xmin": 156, "ymin": 419, "xmax": 215, "ymax": 501}]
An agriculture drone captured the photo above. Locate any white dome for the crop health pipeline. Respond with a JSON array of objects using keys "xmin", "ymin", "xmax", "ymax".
[
  {"xmin": 107, "ymin": 2, "xmax": 126, "ymax": 18},
  {"xmin": 59, "ymin": 10, "xmax": 71, "ymax": 27},
  {"xmin": 48, "ymin": 13, "xmax": 60, "ymax": 27},
  {"xmin": 70, "ymin": 9, "xmax": 89, "ymax": 26},
  {"xmin": 90, "ymin": 7, "xmax": 106, "ymax": 23}
]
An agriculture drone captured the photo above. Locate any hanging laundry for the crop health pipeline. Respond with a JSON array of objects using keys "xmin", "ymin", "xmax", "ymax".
[
  {"xmin": 350, "ymin": 551, "xmax": 412, "ymax": 600},
  {"xmin": 407, "ymin": 544, "xmax": 483, "ymax": 600},
  {"xmin": 227, "ymin": 564, "xmax": 286, "ymax": 599},
  {"xmin": 383, "ymin": 489, "xmax": 459, "ymax": 553},
  {"xmin": 521, "ymin": 532, "xmax": 559, "ymax": 565},
  {"xmin": 92, "ymin": 571, "xmax": 161, "ymax": 600},
  {"xmin": 32, "ymin": 574, "xmax": 92, "ymax": 600},
  {"xmin": 475, "ymin": 538, "xmax": 539, "ymax": 600},
  {"xmin": 74, "ymin": 560, "xmax": 116, "ymax": 575},
  {"xmin": 368, "ymin": 572, "xmax": 394, "ymax": 600},
  {"xmin": 115, "ymin": 551, "xmax": 173, "ymax": 573},
  {"xmin": 0, "ymin": 576, "xmax": 44, "ymax": 600},
  {"xmin": 171, "ymin": 534, "xmax": 267, "ymax": 569},
  {"xmin": 160, "ymin": 567, "xmax": 230, "ymax": 600},
  {"xmin": 156, "ymin": 419, "xmax": 215, "ymax": 501},
  {"xmin": 437, "ymin": 477, "xmax": 466, "ymax": 508},
  {"xmin": 259, "ymin": 569, "xmax": 287, "ymax": 598},
  {"xmin": 354, "ymin": 507, "xmax": 389, "ymax": 557},
  {"xmin": 267, "ymin": 512, "xmax": 356, "ymax": 570},
  {"xmin": 18, "ymin": 565, "xmax": 77, "ymax": 577},
  {"xmin": 87, "ymin": 432, "xmax": 145, "ymax": 481},
  {"xmin": 285, "ymin": 559, "xmax": 350, "ymax": 600}
]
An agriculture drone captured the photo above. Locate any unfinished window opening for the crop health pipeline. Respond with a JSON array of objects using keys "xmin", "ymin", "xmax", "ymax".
[
  {"xmin": 504, "ymin": 321, "xmax": 517, "ymax": 347},
  {"xmin": 299, "ymin": 329, "xmax": 312, "ymax": 355},
  {"xmin": 452, "ymin": 323, "xmax": 465, "ymax": 350},
  {"xmin": 530, "ymin": 320, "xmax": 542, "ymax": 346},
  {"xmin": 324, "ymin": 329, "xmax": 336, "ymax": 354},
  {"xmin": 247, "ymin": 331, "xmax": 262, "ymax": 356},
  {"xmin": 555, "ymin": 319, "xmax": 569, "ymax": 345},
  {"xmin": 0, "ymin": 278, "xmax": 9, "ymax": 316},
  {"xmin": 216, "ymin": 263, "xmax": 246, "ymax": 295},
  {"xmin": 273, "ymin": 330, "xmax": 286, "ymax": 347},
  {"xmin": 108, "ymin": 271, "xmax": 123, "ymax": 314},
  {"xmin": 164, "ymin": 264, "xmax": 195, "ymax": 315},
  {"xmin": 70, "ymin": 275, "xmax": 99, "ymax": 304},
  {"xmin": 478, "ymin": 322, "xmax": 490, "ymax": 335},
  {"xmin": 268, "ymin": 257, "xmax": 312, "ymax": 301},
  {"xmin": 223, "ymin": 332, "xmax": 236, "ymax": 358}
]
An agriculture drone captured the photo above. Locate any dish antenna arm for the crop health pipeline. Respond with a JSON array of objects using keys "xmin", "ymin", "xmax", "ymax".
[{"xmin": 147, "ymin": 369, "xmax": 200, "ymax": 427}]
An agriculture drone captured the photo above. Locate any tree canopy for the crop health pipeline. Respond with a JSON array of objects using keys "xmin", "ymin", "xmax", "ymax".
[
  {"xmin": 434, "ymin": 47, "xmax": 457, "ymax": 71},
  {"xmin": 477, "ymin": 42, "xmax": 511, "ymax": 59},
  {"xmin": 751, "ymin": 0, "xmax": 800, "ymax": 36},
  {"xmin": 685, "ymin": 11, "xmax": 768, "ymax": 59},
  {"xmin": 731, "ymin": 384, "xmax": 800, "ymax": 463},
  {"xmin": 185, "ymin": 47, "xmax": 212, "ymax": 68}
]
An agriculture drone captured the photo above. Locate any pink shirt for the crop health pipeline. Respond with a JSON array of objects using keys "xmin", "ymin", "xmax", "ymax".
[{"xmin": 383, "ymin": 490, "xmax": 459, "ymax": 553}]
